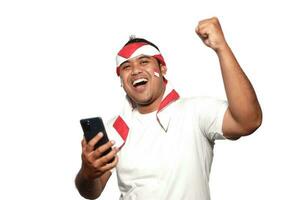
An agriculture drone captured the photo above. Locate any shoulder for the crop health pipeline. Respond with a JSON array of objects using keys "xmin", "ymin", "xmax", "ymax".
[
  {"xmin": 178, "ymin": 96, "xmax": 227, "ymax": 107},
  {"xmin": 175, "ymin": 96, "xmax": 228, "ymax": 118}
]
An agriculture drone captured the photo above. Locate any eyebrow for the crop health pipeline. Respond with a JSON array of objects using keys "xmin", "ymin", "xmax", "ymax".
[{"xmin": 120, "ymin": 60, "xmax": 129, "ymax": 67}]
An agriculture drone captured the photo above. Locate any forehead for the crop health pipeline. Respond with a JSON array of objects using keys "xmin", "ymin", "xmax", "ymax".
[{"xmin": 121, "ymin": 55, "xmax": 153, "ymax": 65}]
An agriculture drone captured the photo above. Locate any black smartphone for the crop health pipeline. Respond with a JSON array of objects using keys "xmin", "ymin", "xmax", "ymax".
[{"xmin": 80, "ymin": 117, "xmax": 113, "ymax": 159}]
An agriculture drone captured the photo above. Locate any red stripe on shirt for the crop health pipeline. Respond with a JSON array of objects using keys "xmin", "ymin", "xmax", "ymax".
[
  {"xmin": 113, "ymin": 116, "xmax": 129, "ymax": 141},
  {"xmin": 158, "ymin": 89, "xmax": 180, "ymax": 112}
]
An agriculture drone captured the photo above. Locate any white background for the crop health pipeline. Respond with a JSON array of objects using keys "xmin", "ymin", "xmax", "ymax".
[{"xmin": 1, "ymin": 0, "xmax": 299, "ymax": 199}]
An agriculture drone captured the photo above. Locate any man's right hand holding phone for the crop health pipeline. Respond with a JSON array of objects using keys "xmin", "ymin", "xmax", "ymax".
[
  {"xmin": 76, "ymin": 132, "xmax": 119, "ymax": 199},
  {"xmin": 81, "ymin": 132, "xmax": 119, "ymax": 179}
]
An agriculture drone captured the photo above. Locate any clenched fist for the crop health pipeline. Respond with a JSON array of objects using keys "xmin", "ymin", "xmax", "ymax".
[{"xmin": 195, "ymin": 17, "xmax": 228, "ymax": 52}]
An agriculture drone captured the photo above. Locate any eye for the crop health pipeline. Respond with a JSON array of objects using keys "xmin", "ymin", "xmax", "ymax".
[
  {"xmin": 121, "ymin": 64, "xmax": 131, "ymax": 70},
  {"xmin": 140, "ymin": 59, "xmax": 149, "ymax": 65}
]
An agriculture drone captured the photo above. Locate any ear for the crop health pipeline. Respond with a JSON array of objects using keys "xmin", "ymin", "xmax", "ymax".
[
  {"xmin": 160, "ymin": 64, "xmax": 167, "ymax": 76},
  {"xmin": 120, "ymin": 77, "xmax": 123, "ymax": 87}
]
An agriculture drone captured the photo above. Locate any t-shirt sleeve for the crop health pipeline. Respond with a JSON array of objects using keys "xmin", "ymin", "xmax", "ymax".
[{"xmin": 197, "ymin": 97, "xmax": 228, "ymax": 142}]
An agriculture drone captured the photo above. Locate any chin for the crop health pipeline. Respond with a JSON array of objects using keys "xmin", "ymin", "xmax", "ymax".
[
  {"xmin": 130, "ymin": 95, "xmax": 153, "ymax": 106},
  {"xmin": 134, "ymin": 98, "xmax": 152, "ymax": 106}
]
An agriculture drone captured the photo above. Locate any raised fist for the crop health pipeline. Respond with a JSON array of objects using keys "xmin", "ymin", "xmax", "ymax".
[{"xmin": 195, "ymin": 17, "xmax": 228, "ymax": 52}]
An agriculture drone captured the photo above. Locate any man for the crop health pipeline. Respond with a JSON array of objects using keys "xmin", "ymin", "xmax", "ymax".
[{"xmin": 75, "ymin": 17, "xmax": 262, "ymax": 199}]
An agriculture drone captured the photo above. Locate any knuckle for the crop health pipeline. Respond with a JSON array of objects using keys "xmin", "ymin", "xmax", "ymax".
[
  {"xmin": 92, "ymin": 162, "xmax": 98, "ymax": 169},
  {"xmin": 109, "ymin": 150, "xmax": 117, "ymax": 158},
  {"xmin": 103, "ymin": 143, "xmax": 110, "ymax": 150},
  {"xmin": 87, "ymin": 142, "xmax": 94, "ymax": 150},
  {"xmin": 111, "ymin": 161, "xmax": 117, "ymax": 167},
  {"xmin": 95, "ymin": 147, "xmax": 102, "ymax": 154},
  {"xmin": 102, "ymin": 155, "xmax": 110, "ymax": 162},
  {"xmin": 96, "ymin": 146, "xmax": 105, "ymax": 155},
  {"xmin": 113, "ymin": 148, "xmax": 119, "ymax": 155},
  {"xmin": 103, "ymin": 156, "xmax": 110, "ymax": 163},
  {"xmin": 211, "ymin": 16, "xmax": 218, "ymax": 21},
  {"xmin": 112, "ymin": 162, "xmax": 118, "ymax": 168},
  {"xmin": 98, "ymin": 167, "xmax": 105, "ymax": 173},
  {"xmin": 112, "ymin": 149, "xmax": 117, "ymax": 155},
  {"xmin": 82, "ymin": 152, "xmax": 89, "ymax": 160},
  {"xmin": 85, "ymin": 157, "xmax": 93, "ymax": 165},
  {"xmin": 98, "ymin": 145, "xmax": 109, "ymax": 155},
  {"xmin": 108, "ymin": 163, "xmax": 114, "ymax": 169},
  {"xmin": 209, "ymin": 24, "xmax": 215, "ymax": 30},
  {"xmin": 86, "ymin": 153, "xmax": 95, "ymax": 163}
]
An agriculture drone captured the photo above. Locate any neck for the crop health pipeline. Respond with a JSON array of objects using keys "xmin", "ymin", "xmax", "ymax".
[{"xmin": 136, "ymin": 86, "xmax": 166, "ymax": 114}]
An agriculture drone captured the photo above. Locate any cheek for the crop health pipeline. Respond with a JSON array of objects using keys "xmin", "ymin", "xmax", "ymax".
[
  {"xmin": 120, "ymin": 72, "xmax": 129, "ymax": 82},
  {"xmin": 149, "ymin": 66, "xmax": 161, "ymax": 78},
  {"xmin": 154, "ymin": 69, "xmax": 160, "ymax": 77},
  {"xmin": 120, "ymin": 75, "xmax": 130, "ymax": 89}
]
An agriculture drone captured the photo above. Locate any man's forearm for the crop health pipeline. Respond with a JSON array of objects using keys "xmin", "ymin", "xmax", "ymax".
[
  {"xmin": 217, "ymin": 43, "xmax": 262, "ymax": 129},
  {"xmin": 75, "ymin": 168, "xmax": 103, "ymax": 199}
]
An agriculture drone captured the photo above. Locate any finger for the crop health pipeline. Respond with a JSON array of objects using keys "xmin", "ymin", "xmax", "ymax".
[
  {"xmin": 198, "ymin": 17, "xmax": 218, "ymax": 27},
  {"xmin": 201, "ymin": 19, "xmax": 221, "ymax": 35},
  {"xmin": 197, "ymin": 24, "xmax": 210, "ymax": 36},
  {"xmin": 200, "ymin": 33, "xmax": 209, "ymax": 40},
  {"xmin": 81, "ymin": 139, "xmax": 88, "ymax": 156},
  {"xmin": 100, "ymin": 156, "xmax": 119, "ymax": 172},
  {"xmin": 97, "ymin": 147, "xmax": 119, "ymax": 165},
  {"xmin": 81, "ymin": 138, "xmax": 87, "ymax": 149},
  {"xmin": 199, "ymin": 17, "xmax": 214, "ymax": 24},
  {"xmin": 196, "ymin": 21, "xmax": 210, "ymax": 35},
  {"xmin": 93, "ymin": 140, "xmax": 115, "ymax": 158},
  {"xmin": 196, "ymin": 18, "xmax": 211, "ymax": 31},
  {"xmin": 86, "ymin": 132, "xmax": 103, "ymax": 152},
  {"xmin": 196, "ymin": 28, "xmax": 209, "ymax": 42}
]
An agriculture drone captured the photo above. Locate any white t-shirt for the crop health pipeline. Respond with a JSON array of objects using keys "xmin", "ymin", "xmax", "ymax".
[{"xmin": 106, "ymin": 96, "xmax": 228, "ymax": 200}]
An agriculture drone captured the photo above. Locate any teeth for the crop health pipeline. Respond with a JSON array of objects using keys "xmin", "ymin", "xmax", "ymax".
[{"xmin": 133, "ymin": 78, "xmax": 147, "ymax": 86}]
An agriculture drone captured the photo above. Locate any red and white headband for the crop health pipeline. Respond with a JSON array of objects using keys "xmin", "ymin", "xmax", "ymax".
[{"xmin": 116, "ymin": 42, "xmax": 166, "ymax": 76}]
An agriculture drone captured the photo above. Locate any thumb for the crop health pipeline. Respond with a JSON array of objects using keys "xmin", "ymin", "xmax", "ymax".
[{"xmin": 195, "ymin": 28, "xmax": 208, "ymax": 41}]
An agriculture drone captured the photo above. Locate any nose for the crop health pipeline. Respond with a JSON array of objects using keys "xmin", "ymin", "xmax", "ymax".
[{"xmin": 131, "ymin": 62, "xmax": 142, "ymax": 76}]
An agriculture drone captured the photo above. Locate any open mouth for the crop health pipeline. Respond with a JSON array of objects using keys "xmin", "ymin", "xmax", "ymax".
[{"xmin": 132, "ymin": 78, "xmax": 148, "ymax": 88}]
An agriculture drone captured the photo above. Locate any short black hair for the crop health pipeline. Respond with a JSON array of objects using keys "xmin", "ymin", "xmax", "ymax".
[{"xmin": 124, "ymin": 37, "xmax": 160, "ymax": 51}]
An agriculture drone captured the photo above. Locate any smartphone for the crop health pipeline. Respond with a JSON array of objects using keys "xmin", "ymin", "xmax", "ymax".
[{"xmin": 80, "ymin": 117, "xmax": 113, "ymax": 160}]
